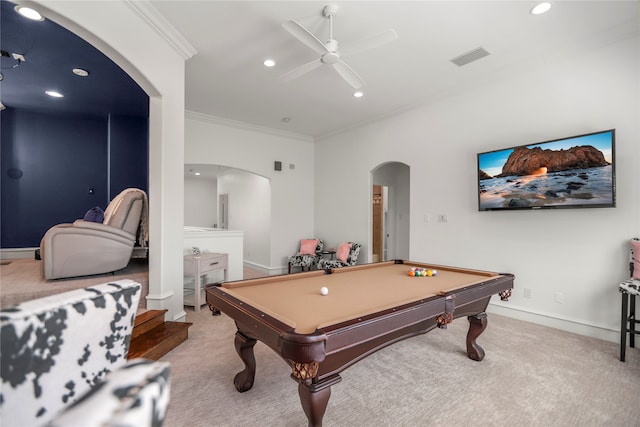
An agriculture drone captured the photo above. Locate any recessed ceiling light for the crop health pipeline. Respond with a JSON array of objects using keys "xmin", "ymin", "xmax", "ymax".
[
  {"xmin": 353, "ymin": 91, "xmax": 364, "ymax": 98},
  {"xmin": 15, "ymin": 6, "xmax": 44, "ymax": 21},
  {"xmin": 72, "ymin": 68, "xmax": 89, "ymax": 77},
  {"xmin": 45, "ymin": 90, "xmax": 64, "ymax": 98},
  {"xmin": 263, "ymin": 59, "xmax": 276, "ymax": 67},
  {"xmin": 194, "ymin": 172, "xmax": 201, "ymax": 176},
  {"xmin": 530, "ymin": 2, "xmax": 552, "ymax": 15}
]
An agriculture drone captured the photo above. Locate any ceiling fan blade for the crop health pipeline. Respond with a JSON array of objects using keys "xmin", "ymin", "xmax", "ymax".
[
  {"xmin": 340, "ymin": 29, "xmax": 398, "ymax": 58},
  {"xmin": 332, "ymin": 61, "xmax": 365, "ymax": 89},
  {"xmin": 280, "ymin": 59, "xmax": 323, "ymax": 82},
  {"xmin": 282, "ymin": 20, "xmax": 328, "ymax": 54}
]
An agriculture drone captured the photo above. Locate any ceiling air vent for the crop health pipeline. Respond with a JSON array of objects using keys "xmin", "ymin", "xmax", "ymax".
[{"xmin": 450, "ymin": 47, "xmax": 490, "ymax": 67}]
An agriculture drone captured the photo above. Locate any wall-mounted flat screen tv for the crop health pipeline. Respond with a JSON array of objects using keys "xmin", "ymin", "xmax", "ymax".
[{"xmin": 477, "ymin": 129, "xmax": 615, "ymax": 211}]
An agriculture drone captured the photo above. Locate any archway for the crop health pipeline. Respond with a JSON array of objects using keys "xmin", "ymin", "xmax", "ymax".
[
  {"xmin": 371, "ymin": 162, "xmax": 410, "ymax": 261},
  {"xmin": 184, "ymin": 164, "xmax": 272, "ymax": 273},
  {"xmin": 24, "ymin": 1, "xmax": 191, "ymax": 321}
]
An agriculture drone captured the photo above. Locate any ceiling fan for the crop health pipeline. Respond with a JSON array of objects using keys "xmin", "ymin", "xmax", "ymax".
[{"xmin": 281, "ymin": 4, "xmax": 397, "ymax": 90}]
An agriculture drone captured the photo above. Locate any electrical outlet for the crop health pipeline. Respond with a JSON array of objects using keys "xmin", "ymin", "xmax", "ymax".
[
  {"xmin": 437, "ymin": 214, "xmax": 447, "ymax": 222},
  {"xmin": 523, "ymin": 288, "xmax": 532, "ymax": 299},
  {"xmin": 424, "ymin": 213, "xmax": 431, "ymax": 222},
  {"xmin": 554, "ymin": 292, "xmax": 564, "ymax": 304}
]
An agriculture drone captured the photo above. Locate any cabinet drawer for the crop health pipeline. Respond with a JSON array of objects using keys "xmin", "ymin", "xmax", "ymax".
[
  {"xmin": 184, "ymin": 253, "xmax": 228, "ymax": 274},
  {"xmin": 198, "ymin": 255, "xmax": 227, "ymax": 273}
]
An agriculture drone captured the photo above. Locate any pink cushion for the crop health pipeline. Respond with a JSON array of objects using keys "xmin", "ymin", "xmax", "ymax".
[
  {"xmin": 299, "ymin": 239, "xmax": 319, "ymax": 255},
  {"xmin": 632, "ymin": 239, "xmax": 640, "ymax": 279},
  {"xmin": 336, "ymin": 243, "xmax": 351, "ymax": 263}
]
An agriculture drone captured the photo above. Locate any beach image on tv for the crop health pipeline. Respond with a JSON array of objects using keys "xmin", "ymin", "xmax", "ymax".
[{"xmin": 478, "ymin": 130, "xmax": 614, "ymax": 210}]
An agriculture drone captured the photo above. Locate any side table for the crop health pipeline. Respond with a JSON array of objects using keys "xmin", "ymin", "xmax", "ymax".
[
  {"xmin": 321, "ymin": 250, "xmax": 336, "ymax": 259},
  {"xmin": 184, "ymin": 252, "xmax": 228, "ymax": 311}
]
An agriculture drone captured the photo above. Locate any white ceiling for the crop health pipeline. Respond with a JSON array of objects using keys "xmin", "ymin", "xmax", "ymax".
[{"xmin": 151, "ymin": 1, "xmax": 639, "ymax": 139}]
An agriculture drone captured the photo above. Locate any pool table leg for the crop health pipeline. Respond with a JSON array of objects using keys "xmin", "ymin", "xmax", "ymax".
[
  {"xmin": 298, "ymin": 380, "xmax": 331, "ymax": 427},
  {"xmin": 233, "ymin": 331, "xmax": 257, "ymax": 392},
  {"xmin": 297, "ymin": 375, "xmax": 341, "ymax": 427},
  {"xmin": 466, "ymin": 312, "xmax": 488, "ymax": 361}
]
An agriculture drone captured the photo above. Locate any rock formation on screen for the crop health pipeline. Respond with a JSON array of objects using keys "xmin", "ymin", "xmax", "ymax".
[
  {"xmin": 478, "ymin": 170, "xmax": 493, "ymax": 180},
  {"xmin": 497, "ymin": 145, "xmax": 608, "ymax": 177}
]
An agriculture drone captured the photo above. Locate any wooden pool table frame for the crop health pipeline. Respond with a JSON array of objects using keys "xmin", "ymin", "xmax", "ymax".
[{"xmin": 206, "ymin": 260, "xmax": 514, "ymax": 427}]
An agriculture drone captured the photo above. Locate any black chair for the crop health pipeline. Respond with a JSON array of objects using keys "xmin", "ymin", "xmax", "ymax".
[{"xmin": 619, "ymin": 237, "xmax": 640, "ymax": 361}]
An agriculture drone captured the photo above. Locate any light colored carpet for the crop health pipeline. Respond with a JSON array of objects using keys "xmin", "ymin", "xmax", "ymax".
[
  {"xmin": 0, "ymin": 257, "xmax": 149, "ymax": 309},
  {"xmin": 161, "ymin": 306, "xmax": 640, "ymax": 427}
]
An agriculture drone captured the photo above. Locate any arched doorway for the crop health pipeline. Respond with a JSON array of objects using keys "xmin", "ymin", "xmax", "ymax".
[
  {"xmin": 371, "ymin": 162, "xmax": 410, "ymax": 261},
  {"xmin": 184, "ymin": 164, "xmax": 272, "ymax": 271},
  {"xmin": 16, "ymin": 1, "xmax": 191, "ymax": 321}
]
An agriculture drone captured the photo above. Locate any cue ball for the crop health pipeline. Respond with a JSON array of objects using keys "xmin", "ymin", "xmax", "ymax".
[{"xmin": 320, "ymin": 287, "xmax": 329, "ymax": 296}]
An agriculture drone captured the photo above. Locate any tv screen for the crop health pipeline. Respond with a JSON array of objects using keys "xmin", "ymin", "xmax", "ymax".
[{"xmin": 477, "ymin": 129, "xmax": 616, "ymax": 211}]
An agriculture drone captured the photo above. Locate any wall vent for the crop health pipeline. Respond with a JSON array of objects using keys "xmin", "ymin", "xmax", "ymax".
[{"xmin": 450, "ymin": 47, "xmax": 490, "ymax": 67}]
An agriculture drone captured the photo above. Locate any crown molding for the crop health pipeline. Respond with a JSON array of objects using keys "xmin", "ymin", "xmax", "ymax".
[
  {"xmin": 185, "ymin": 110, "xmax": 314, "ymax": 143},
  {"xmin": 124, "ymin": 0, "xmax": 196, "ymax": 60}
]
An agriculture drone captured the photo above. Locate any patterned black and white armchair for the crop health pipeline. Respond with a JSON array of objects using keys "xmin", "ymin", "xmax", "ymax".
[
  {"xmin": 288, "ymin": 239, "xmax": 324, "ymax": 273},
  {"xmin": 619, "ymin": 238, "xmax": 640, "ymax": 362},
  {"xmin": 0, "ymin": 279, "xmax": 170, "ymax": 427},
  {"xmin": 318, "ymin": 242, "xmax": 362, "ymax": 270}
]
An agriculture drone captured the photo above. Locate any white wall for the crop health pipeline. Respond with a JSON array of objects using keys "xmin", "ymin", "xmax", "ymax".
[
  {"xmin": 218, "ymin": 170, "xmax": 271, "ymax": 268},
  {"xmin": 184, "ymin": 177, "xmax": 218, "ymax": 227},
  {"xmin": 314, "ymin": 36, "xmax": 640, "ymax": 342},
  {"xmin": 185, "ymin": 113, "xmax": 315, "ymax": 274},
  {"xmin": 33, "ymin": 0, "xmax": 188, "ymax": 321}
]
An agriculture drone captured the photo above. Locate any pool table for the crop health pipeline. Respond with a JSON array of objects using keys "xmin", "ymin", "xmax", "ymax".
[{"xmin": 205, "ymin": 260, "xmax": 514, "ymax": 427}]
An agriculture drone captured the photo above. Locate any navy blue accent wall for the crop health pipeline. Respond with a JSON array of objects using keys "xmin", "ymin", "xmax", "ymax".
[
  {"xmin": 1, "ymin": 108, "xmax": 148, "ymax": 248},
  {"xmin": 109, "ymin": 114, "xmax": 148, "ymax": 198}
]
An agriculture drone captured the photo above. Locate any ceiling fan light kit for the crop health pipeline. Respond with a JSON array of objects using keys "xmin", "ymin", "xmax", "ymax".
[{"xmin": 281, "ymin": 4, "xmax": 397, "ymax": 91}]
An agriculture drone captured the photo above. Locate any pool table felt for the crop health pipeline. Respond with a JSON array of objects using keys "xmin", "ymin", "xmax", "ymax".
[{"xmin": 220, "ymin": 263, "xmax": 499, "ymax": 334}]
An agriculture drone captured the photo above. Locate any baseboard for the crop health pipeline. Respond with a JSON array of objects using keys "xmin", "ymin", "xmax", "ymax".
[
  {"xmin": 172, "ymin": 310, "xmax": 187, "ymax": 322},
  {"xmin": 488, "ymin": 301, "xmax": 618, "ymax": 343},
  {"xmin": 1, "ymin": 247, "xmax": 147, "ymax": 260},
  {"xmin": 0, "ymin": 247, "xmax": 38, "ymax": 260},
  {"xmin": 243, "ymin": 260, "xmax": 285, "ymax": 276}
]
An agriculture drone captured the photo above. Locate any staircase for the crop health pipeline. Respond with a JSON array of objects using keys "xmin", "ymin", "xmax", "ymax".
[{"xmin": 128, "ymin": 309, "xmax": 192, "ymax": 360}]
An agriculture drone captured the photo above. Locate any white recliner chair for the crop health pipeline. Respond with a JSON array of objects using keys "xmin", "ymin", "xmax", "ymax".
[{"xmin": 40, "ymin": 188, "xmax": 148, "ymax": 280}]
